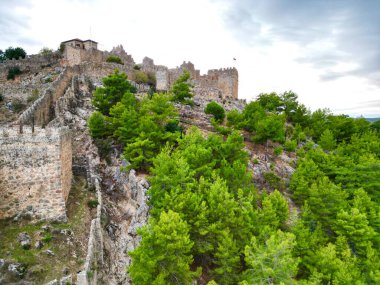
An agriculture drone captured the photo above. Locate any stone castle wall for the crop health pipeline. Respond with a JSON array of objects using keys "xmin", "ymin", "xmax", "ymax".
[
  {"xmin": 17, "ymin": 66, "xmax": 79, "ymax": 126},
  {"xmin": 139, "ymin": 57, "xmax": 238, "ymax": 99},
  {"xmin": 0, "ymin": 126, "xmax": 72, "ymax": 221},
  {"xmin": 0, "ymin": 54, "xmax": 59, "ymax": 82},
  {"xmin": 63, "ymin": 45, "xmax": 105, "ymax": 67}
]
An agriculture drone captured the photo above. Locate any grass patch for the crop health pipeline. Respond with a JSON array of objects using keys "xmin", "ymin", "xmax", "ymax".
[{"xmin": 0, "ymin": 176, "xmax": 96, "ymax": 284}]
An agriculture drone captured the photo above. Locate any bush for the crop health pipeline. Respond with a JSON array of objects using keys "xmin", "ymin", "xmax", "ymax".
[
  {"xmin": 27, "ymin": 89, "xmax": 39, "ymax": 103},
  {"xmin": 171, "ymin": 71, "xmax": 193, "ymax": 102},
  {"xmin": 11, "ymin": 98, "xmax": 26, "ymax": 113},
  {"xmin": 43, "ymin": 76, "xmax": 53, "ymax": 83},
  {"xmin": 274, "ymin": 146, "xmax": 283, "ymax": 155},
  {"xmin": 42, "ymin": 233, "xmax": 52, "ymax": 243},
  {"xmin": 296, "ymin": 147, "xmax": 306, "ymax": 158},
  {"xmin": 59, "ymin": 43, "xmax": 65, "ymax": 54},
  {"xmin": 204, "ymin": 101, "xmax": 226, "ymax": 123},
  {"xmin": 39, "ymin": 47, "xmax": 53, "ymax": 57},
  {"xmin": 106, "ymin": 55, "xmax": 123, "ymax": 64},
  {"xmin": 284, "ymin": 139, "xmax": 297, "ymax": 152},
  {"xmin": 146, "ymin": 72, "xmax": 156, "ymax": 88},
  {"xmin": 87, "ymin": 199, "xmax": 99, "ymax": 209},
  {"xmin": 4, "ymin": 47, "xmax": 26, "ymax": 60},
  {"xmin": 165, "ymin": 120, "xmax": 182, "ymax": 133},
  {"xmin": 227, "ymin": 109, "xmax": 243, "ymax": 127},
  {"xmin": 211, "ymin": 118, "xmax": 231, "ymax": 135},
  {"xmin": 263, "ymin": 171, "xmax": 285, "ymax": 190},
  {"xmin": 94, "ymin": 138, "xmax": 113, "ymax": 164},
  {"xmin": 88, "ymin": 111, "xmax": 110, "ymax": 138},
  {"xmin": 133, "ymin": 70, "xmax": 148, "ymax": 84},
  {"xmin": 7, "ymin": 66, "xmax": 21, "ymax": 80}
]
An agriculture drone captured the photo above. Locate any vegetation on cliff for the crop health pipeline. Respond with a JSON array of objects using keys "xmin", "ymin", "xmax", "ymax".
[{"xmin": 88, "ymin": 71, "xmax": 380, "ymax": 284}]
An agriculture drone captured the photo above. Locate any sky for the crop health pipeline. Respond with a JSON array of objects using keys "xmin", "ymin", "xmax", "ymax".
[{"xmin": 1, "ymin": 0, "xmax": 379, "ymax": 118}]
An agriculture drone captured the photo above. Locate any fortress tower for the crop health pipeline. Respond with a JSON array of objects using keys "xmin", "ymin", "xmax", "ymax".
[{"xmin": 206, "ymin": 67, "xmax": 239, "ymax": 99}]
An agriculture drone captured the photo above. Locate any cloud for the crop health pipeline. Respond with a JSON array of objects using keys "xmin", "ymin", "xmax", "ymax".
[
  {"xmin": 0, "ymin": 0, "xmax": 38, "ymax": 49},
  {"xmin": 332, "ymin": 99, "xmax": 380, "ymax": 117},
  {"xmin": 217, "ymin": 0, "xmax": 380, "ymax": 86}
]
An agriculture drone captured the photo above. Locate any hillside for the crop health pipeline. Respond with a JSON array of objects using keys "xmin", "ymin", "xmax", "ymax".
[{"xmin": 0, "ymin": 45, "xmax": 379, "ymax": 285}]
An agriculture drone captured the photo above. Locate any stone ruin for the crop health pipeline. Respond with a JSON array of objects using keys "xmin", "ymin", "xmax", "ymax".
[{"xmin": 0, "ymin": 39, "xmax": 241, "ymax": 223}]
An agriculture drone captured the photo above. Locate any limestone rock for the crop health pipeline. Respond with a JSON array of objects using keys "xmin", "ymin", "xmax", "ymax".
[
  {"xmin": 17, "ymin": 232, "xmax": 31, "ymax": 250},
  {"xmin": 62, "ymin": 267, "xmax": 69, "ymax": 276},
  {"xmin": 45, "ymin": 249, "xmax": 55, "ymax": 256},
  {"xmin": 45, "ymin": 279, "xmax": 58, "ymax": 285},
  {"xmin": 41, "ymin": 225, "xmax": 50, "ymax": 232},
  {"xmin": 7, "ymin": 263, "xmax": 26, "ymax": 278},
  {"xmin": 60, "ymin": 274, "xmax": 72, "ymax": 284},
  {"xmin": 35, "ymin": 240, "xmax": 44, "ymax": 249}
]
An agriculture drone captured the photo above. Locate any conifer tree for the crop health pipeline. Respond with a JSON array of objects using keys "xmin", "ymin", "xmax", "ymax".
[
  {"xmin": 242, "ymin": 230, "xmax": 299, "ymax": 285},
  {"xmin": 129, "ymin": 210, "xmax": 200, "ymax": 285}
]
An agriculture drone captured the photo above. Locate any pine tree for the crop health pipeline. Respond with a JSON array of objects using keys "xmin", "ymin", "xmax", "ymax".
[
  {"xmin": 242, "ymin": 230, "xmax": 299, "ymax": 285},
  {"xmin": 92, "ymin": 69, "xmax": 136, "ymax": 115},
  {"xmin": 211, "ymin": 230, "xmax": 240, "ymax": 285},
  {"xmin": 171, "ymin": 71, "xmax": 193, "ymax": 102},
  {"xmin": 318, "ymin": 129, "xmax": 336, "ymax": 151},
  {"xmin": 129, "ymin": 210, "xmax": 200, "ymax": 285}
]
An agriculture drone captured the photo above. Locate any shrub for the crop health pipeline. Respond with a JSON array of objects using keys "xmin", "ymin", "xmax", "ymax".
[
  {"xmin": 146, "ymin": 71, "xmax": 156, "ymax": 88},
  {"xmin": 264, "ymin": 171, "xmax": 285, "ymax": 190},
  {"xmin": 43, "ymin": 75, "xmax": 53, "ymax": 83},
  {"xmin": 87, "ymin": 199, "xmax": 99, "ymax": 209},
  {"xmin": 59, "ymin": 43, "xmax": 65, "ymax": 54},
  {"xmin": 171, "ymin": 71, "xmax": 193, "ymax": 102},
  {"xmin": 165, "ymin": 120, "xmax": 182, "ymax": 133},
  {"xmin": 42, "ymin": 233, "xmax": 52, "ymax": 243},
  {"xmin": 296, "ymin": 147, "xmax": 306, "ymax": 158},
  {"xmin": 133, "ymin": 64, "xmax": 141, "ymax": 70},
  {"xmin": 27, "ymin": 89, "xmax": 39, "ymax": 103},
  {"xmin": 204, "ymin": 101, "xmax": 226, "ymax": 123},
  {"xmin": 7, "ymin": 66, "xmax": 21, "ymax": 80},
  {"xmin": 11, "ymin": 98, "xmax": 26, "ymax": 113},
  {"xmin": 274, "ymin": 146, "xmax": 283, "ymax": 156},
  {"xmin": 296, "ymin": 131, "xmax": 306, "ymax": 142},
  {"xmin": 133, "ymin": 70, "xmax": 148, "ymax": 84},
  {"xmin": 4, "ymin": 47, "xmax": 26, "ymax": 60},
  {"xmin": 106, "ymin": 55, "xmax": 123, "ymax": 65},
  {"xmin": 0, "ymin": 93, "xmax": 3, "ymax": 102},
  {"xmin": 94, "ymin": 138, "xmax": 112, "ymax": 164},
  {"xmin": 39, "ymin": 47, "xmax": 53, "ymax": 57},
  {"xmin": 227, "ymin": 109, "xmax": 243, "ymax": 127},
  {"xmin": 211, "ymin": 118, "xmax": 231, "ymax": 135},
  {"xmin": 284, "ymin": 139, "xmax": 297, "ymax": 152},
  {"xmin": 304, "ymin": 141, "xmax": 316, "ymax": 151}
]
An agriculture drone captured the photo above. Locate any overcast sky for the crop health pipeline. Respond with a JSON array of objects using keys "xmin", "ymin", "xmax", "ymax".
[{"xmin": 1, "ymin": 0, "xmax": 379, "ymax": 117}]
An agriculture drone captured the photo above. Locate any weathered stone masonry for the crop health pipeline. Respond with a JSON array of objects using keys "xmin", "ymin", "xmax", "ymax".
[{"xmin": 0, "ymin": 127, "xmax": 72, "ymax": 221}]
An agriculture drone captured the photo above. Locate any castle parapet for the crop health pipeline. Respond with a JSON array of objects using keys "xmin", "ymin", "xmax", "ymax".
[{"xmin": 0, "ymin": 126, "xmax": 72, "ymax": 221}]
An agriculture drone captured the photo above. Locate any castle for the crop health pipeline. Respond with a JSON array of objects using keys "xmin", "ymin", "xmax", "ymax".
[
  {"xmin": 0, "ymin": 39, "xmax": 240, "ymax": 222},
  {"xmin": 61, "ymin": 39, "xmax": 239, "ymax": 99}
]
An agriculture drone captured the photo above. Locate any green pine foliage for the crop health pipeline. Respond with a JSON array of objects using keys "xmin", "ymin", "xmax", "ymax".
[
  {"xmin": 128, "ymin": 210, "xmax": 200, "ymax": 284},
  {"xmin": 318, "ymin": 129, "xmax": 336, "ymax": 151},
  {"xmin": 242, "ymin": 230, "xmax": 299, "ymax": 285},
  {"xmin": 106, "ymin": 55, "xmax": 123, "ymax": 64},
  {"xmin": 87, "ymin": 72, "xmax": 380, "ymax": 284},
  {"xmin": 204, "ymin": 101, "xmax": 226, "ymax": 123},
  {"xmin": 92, "ymin": 69, "xmax": 136, "ymax": 115},
  {"xmin": 171, "ymin": 71, "xmax": 193, "ymax": 103}
]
